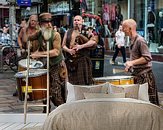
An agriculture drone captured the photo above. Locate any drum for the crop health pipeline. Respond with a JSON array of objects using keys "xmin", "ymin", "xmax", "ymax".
[
  {"xmin": 15, "ymin": 69, "xmax": 47, "ymax": 101},
  {"xmin": 94, "ymin": 76, "xmax": 134, "ymax": 85},
  {"xmin": 18, "ymin": 59, "xmax": 43, "ymax": 71}
]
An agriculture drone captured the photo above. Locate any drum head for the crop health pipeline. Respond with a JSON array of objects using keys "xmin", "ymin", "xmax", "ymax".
[
  {"xmin": 94, "ymin": 76, "xmax": 134, "ymax": 85},
  {"xmin": 15, "ymin": 69, "xmax": 47, "ymax": 78},
  {"xmin": 18, "ymin": 59, "xmax": 43, "ymax": 69},
  {"xmin": 95, "ymin": 75, "xmax": 133, "ymax": 81}
]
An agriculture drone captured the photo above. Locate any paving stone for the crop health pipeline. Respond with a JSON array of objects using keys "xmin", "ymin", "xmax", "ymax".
[
  {"xmin": 11, "ymin": 105, "xmax": 24, "ymax": 110},
  {"xmin": 0, "ymin": 103, "xmax": 10, "ymax": 107},
  {"xmin": 0, "ymin": 106, "xmax": 12, "ymax": 111},
  {"xmin": 0, "ymin": 100, "xmax": 16, "ymax": 104}
]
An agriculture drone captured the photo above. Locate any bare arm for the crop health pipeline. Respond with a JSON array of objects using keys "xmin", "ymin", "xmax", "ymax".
[
  {"xmin": 17, "ymin": 29, "xmax": 23, "ymax": 50},
  {"xmin": 49, "ymin": 31, "xmax": 61, "ymax": 57},
  {"xmin": 62, "ymin": 31, "xmax": 76, "ymax": 55},
  {"xmin": 21, "ymin": 27, "xmax": 28, "ymax": 43},
  {"xmin": 125, "ymin": 57, "xmax": 148, "ymax": 71}
]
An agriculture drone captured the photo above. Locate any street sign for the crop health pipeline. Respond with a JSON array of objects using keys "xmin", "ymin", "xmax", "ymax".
[{"xmin": 17, "ymin": 0, "xmax": 31, "ymax": 6}]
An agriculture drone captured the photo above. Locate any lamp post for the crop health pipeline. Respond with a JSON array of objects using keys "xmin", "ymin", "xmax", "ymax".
[{"xmin": 8, "ymin": 0, "xmax": 16, "ymax": 45}]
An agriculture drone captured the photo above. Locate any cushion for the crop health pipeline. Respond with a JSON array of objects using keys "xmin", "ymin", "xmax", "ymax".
[
  {"xmin": 66, "ymin": 82, "xmax": 108, "ymax": 103},
  {"xmin": 138, "ymin": 83, "xmax": 149, "ymax": 102},
  {"xmin": 66, "ymin": 82, "xmax": 75, "ymax": 103},
  {"xmin": 84, "ymin": 92, "xmax": 125, "ymax": 99},
  {"xmin": 108, "ymin": 83, "xmax": 139, "ymax": 99},
  {"xmin": 108, "ymin": 83, "xmax": 149, "ymax": 102}
]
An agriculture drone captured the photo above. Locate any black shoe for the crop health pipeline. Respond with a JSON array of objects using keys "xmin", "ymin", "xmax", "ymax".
[
  {"xmin": 13, "ymin": 90, "xmax": 18, "ymax": 96},
  {"xmin": 42, "ymin": 106, "xmax": 51, "ymax": 113},
  {"xmin": 110, "ymin": 60, "xmax": 115, "ymax": 65},
  {"xmin": 42, "ymin": 99, "xmax": 51, "ymax": 113}
]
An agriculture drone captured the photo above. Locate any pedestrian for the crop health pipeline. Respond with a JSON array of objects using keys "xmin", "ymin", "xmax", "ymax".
[
  {"xmin": 25, "ymin": 12, "xmax": 67, "ymax": 112},
  {"xmin": 122, "ymin": 19, "xmax": 159, "ymax": 105},
  {"xmin": 18, "ymin": 18, "xmax": 27, "ymax": 34},
  {"xmin": 147, "ymin": 7, "xmax": 156, "ymax": 43},
  {"xmin": 0, "ymin": 26, "xmax": 11, "ymax": 45},
  {"xmin": 111, "ymin": 24, "xmax": 126, "ymax": 64},
  {"xmin": 62, "ymin": 15, "xmax": 98, "ymax": 85},
  {"xmin": 53, "ymin": 25, "xmax": 58, "ymax": 32},
  {"xmin": 59, "ymin": 25, "xmax": 66, "ymax": 43},
  {"xmin": 159, "ymin": 11, "xmax": 163, "ymax": 46}
]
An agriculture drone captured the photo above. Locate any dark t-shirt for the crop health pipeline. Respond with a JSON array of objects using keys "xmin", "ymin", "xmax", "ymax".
[{"xmin": 130, "ymin": 35, "xmax": 152, "ymax": 68}]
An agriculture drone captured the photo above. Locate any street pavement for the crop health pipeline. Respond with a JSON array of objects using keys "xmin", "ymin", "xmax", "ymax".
[{"xmin": 0, "ymin": 55, "xmax": 163, "ymax": 114}]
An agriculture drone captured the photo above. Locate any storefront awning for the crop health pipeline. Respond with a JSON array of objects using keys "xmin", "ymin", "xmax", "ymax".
[
  {"xmin": 0, "ymin": 5, "xmax": 20, "ymax": 9},
  {"xmin": 52, "ymin": 13, "xmax": 70, "ymax": 16}
]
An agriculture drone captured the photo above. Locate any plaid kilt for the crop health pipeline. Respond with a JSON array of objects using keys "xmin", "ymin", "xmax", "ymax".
[
  {"xmin": 132, "ymin": 68, "xmax": 159, "ymax": 105},
  {"xmin": 66, "ymin": 56, "xmax": 94, "ymax": 85}
]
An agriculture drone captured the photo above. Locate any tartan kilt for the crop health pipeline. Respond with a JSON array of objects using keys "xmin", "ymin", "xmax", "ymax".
[
  {"xmin": 132, "ymin": 68, "xmax": 159, "ymax": 105},
  {"xmin": 49, "ymin": 62, "xmax": 66, "ymax": 106},
  {"xmin": 66, "ymin": 56, "xmax": 94, "ymax": 85}
]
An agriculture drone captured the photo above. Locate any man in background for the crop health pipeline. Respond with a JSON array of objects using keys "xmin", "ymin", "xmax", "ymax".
[{"xmin": 111, "ymin": 25, "xmax": 126, "ymax": 64}]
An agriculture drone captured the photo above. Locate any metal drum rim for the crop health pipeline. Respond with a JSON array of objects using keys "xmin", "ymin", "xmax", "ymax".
[{"xmin": 14, "ymin": 69, "xmax": 47, "ymax": 78}]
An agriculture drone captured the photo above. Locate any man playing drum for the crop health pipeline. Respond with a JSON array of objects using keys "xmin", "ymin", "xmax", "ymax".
[
  {"xmin": 18, "ymin": 14, "xmax": 40, "ymax": 55},
  {"xmin": 23, "ymin": 13, "xmax": 67, "ymax": 112},
  {"xmin": 122, "ymin": 19, "xmax": 159, "ymax": 105}
]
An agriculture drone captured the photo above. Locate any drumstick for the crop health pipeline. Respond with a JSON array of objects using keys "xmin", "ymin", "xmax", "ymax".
[
  {"xmin": 30, "ymin": 54, "xmax": 47, "ymax": 58},
  {"xmin": 113, "ymin": 68, "xmax": 125, "ymax": 74},
  {"xmin": 43, "ymin": 28, "xmax": 52, "ymax": 116},
  {"xmin": 34, "ymin": 54, "xmax": 47, "ymax": 57}
]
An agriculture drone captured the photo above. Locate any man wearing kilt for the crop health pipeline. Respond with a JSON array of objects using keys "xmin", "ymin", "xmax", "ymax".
[
  {"xmin": 122, "ymin": 19, "xmax": 159, "ymax": 105},
  {"xmin": 62, "ymin": 15, "xmax": 98, "ymax": 85},
  {"xmin": 23, "ymin": 13, "xmax": 67, "ymax": 112}
]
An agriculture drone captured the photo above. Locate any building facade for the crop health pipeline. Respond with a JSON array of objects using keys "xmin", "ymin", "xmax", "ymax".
[{"xmin": 78, "ymin": 0, "xmax": 163, "ymax": 48}]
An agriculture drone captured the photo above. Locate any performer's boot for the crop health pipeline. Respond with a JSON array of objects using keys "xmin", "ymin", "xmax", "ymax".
[
  {"xmin": 50, "ymin": 96, "xmax": 64, "ymax": 107},
  {"xmin": 42, "ymin": 99, "xmax": 51, "ymax": 113},
  {"xmin": 13, "ymin": 89, "xmax": 18, "ymax": 96}
]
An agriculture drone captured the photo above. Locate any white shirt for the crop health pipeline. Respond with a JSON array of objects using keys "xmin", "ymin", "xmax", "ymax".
[
  {"xmin": 0, "ymin": 33, "xmax": 11, "ymax": 45},
  {"xmin": 115, "ymin": 30, "xmax": 125, "ymax": 46}
]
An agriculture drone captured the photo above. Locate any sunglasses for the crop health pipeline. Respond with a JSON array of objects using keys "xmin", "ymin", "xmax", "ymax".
[
  {"xmin": 40, "ymin": 18, "xmax": 52, "ymax": 23},
  {"xmin": 41, "ymin": 20, "xmax": 52, "ymax": 23}
]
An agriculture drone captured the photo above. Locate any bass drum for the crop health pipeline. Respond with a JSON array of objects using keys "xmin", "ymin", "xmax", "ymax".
[
  {"xmin": 18, "ymin": 59, "xmax": 43, "ymax": 71},
  {"xmin": 15, "ymin": 69, "xmax": 47, "ymax": 101},
  {"xmin": 94, "ymin": 76, "xmax": 134, "ymax": 85}
]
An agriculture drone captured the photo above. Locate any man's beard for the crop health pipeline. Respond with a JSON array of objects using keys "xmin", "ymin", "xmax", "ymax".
[
  {"xmin": 41, "ymin": 26, "xmax": 52, "ymax": 41},
  {"xmin": 41, "ymin": 26, "xmax": 46, "ymax": 35}
]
